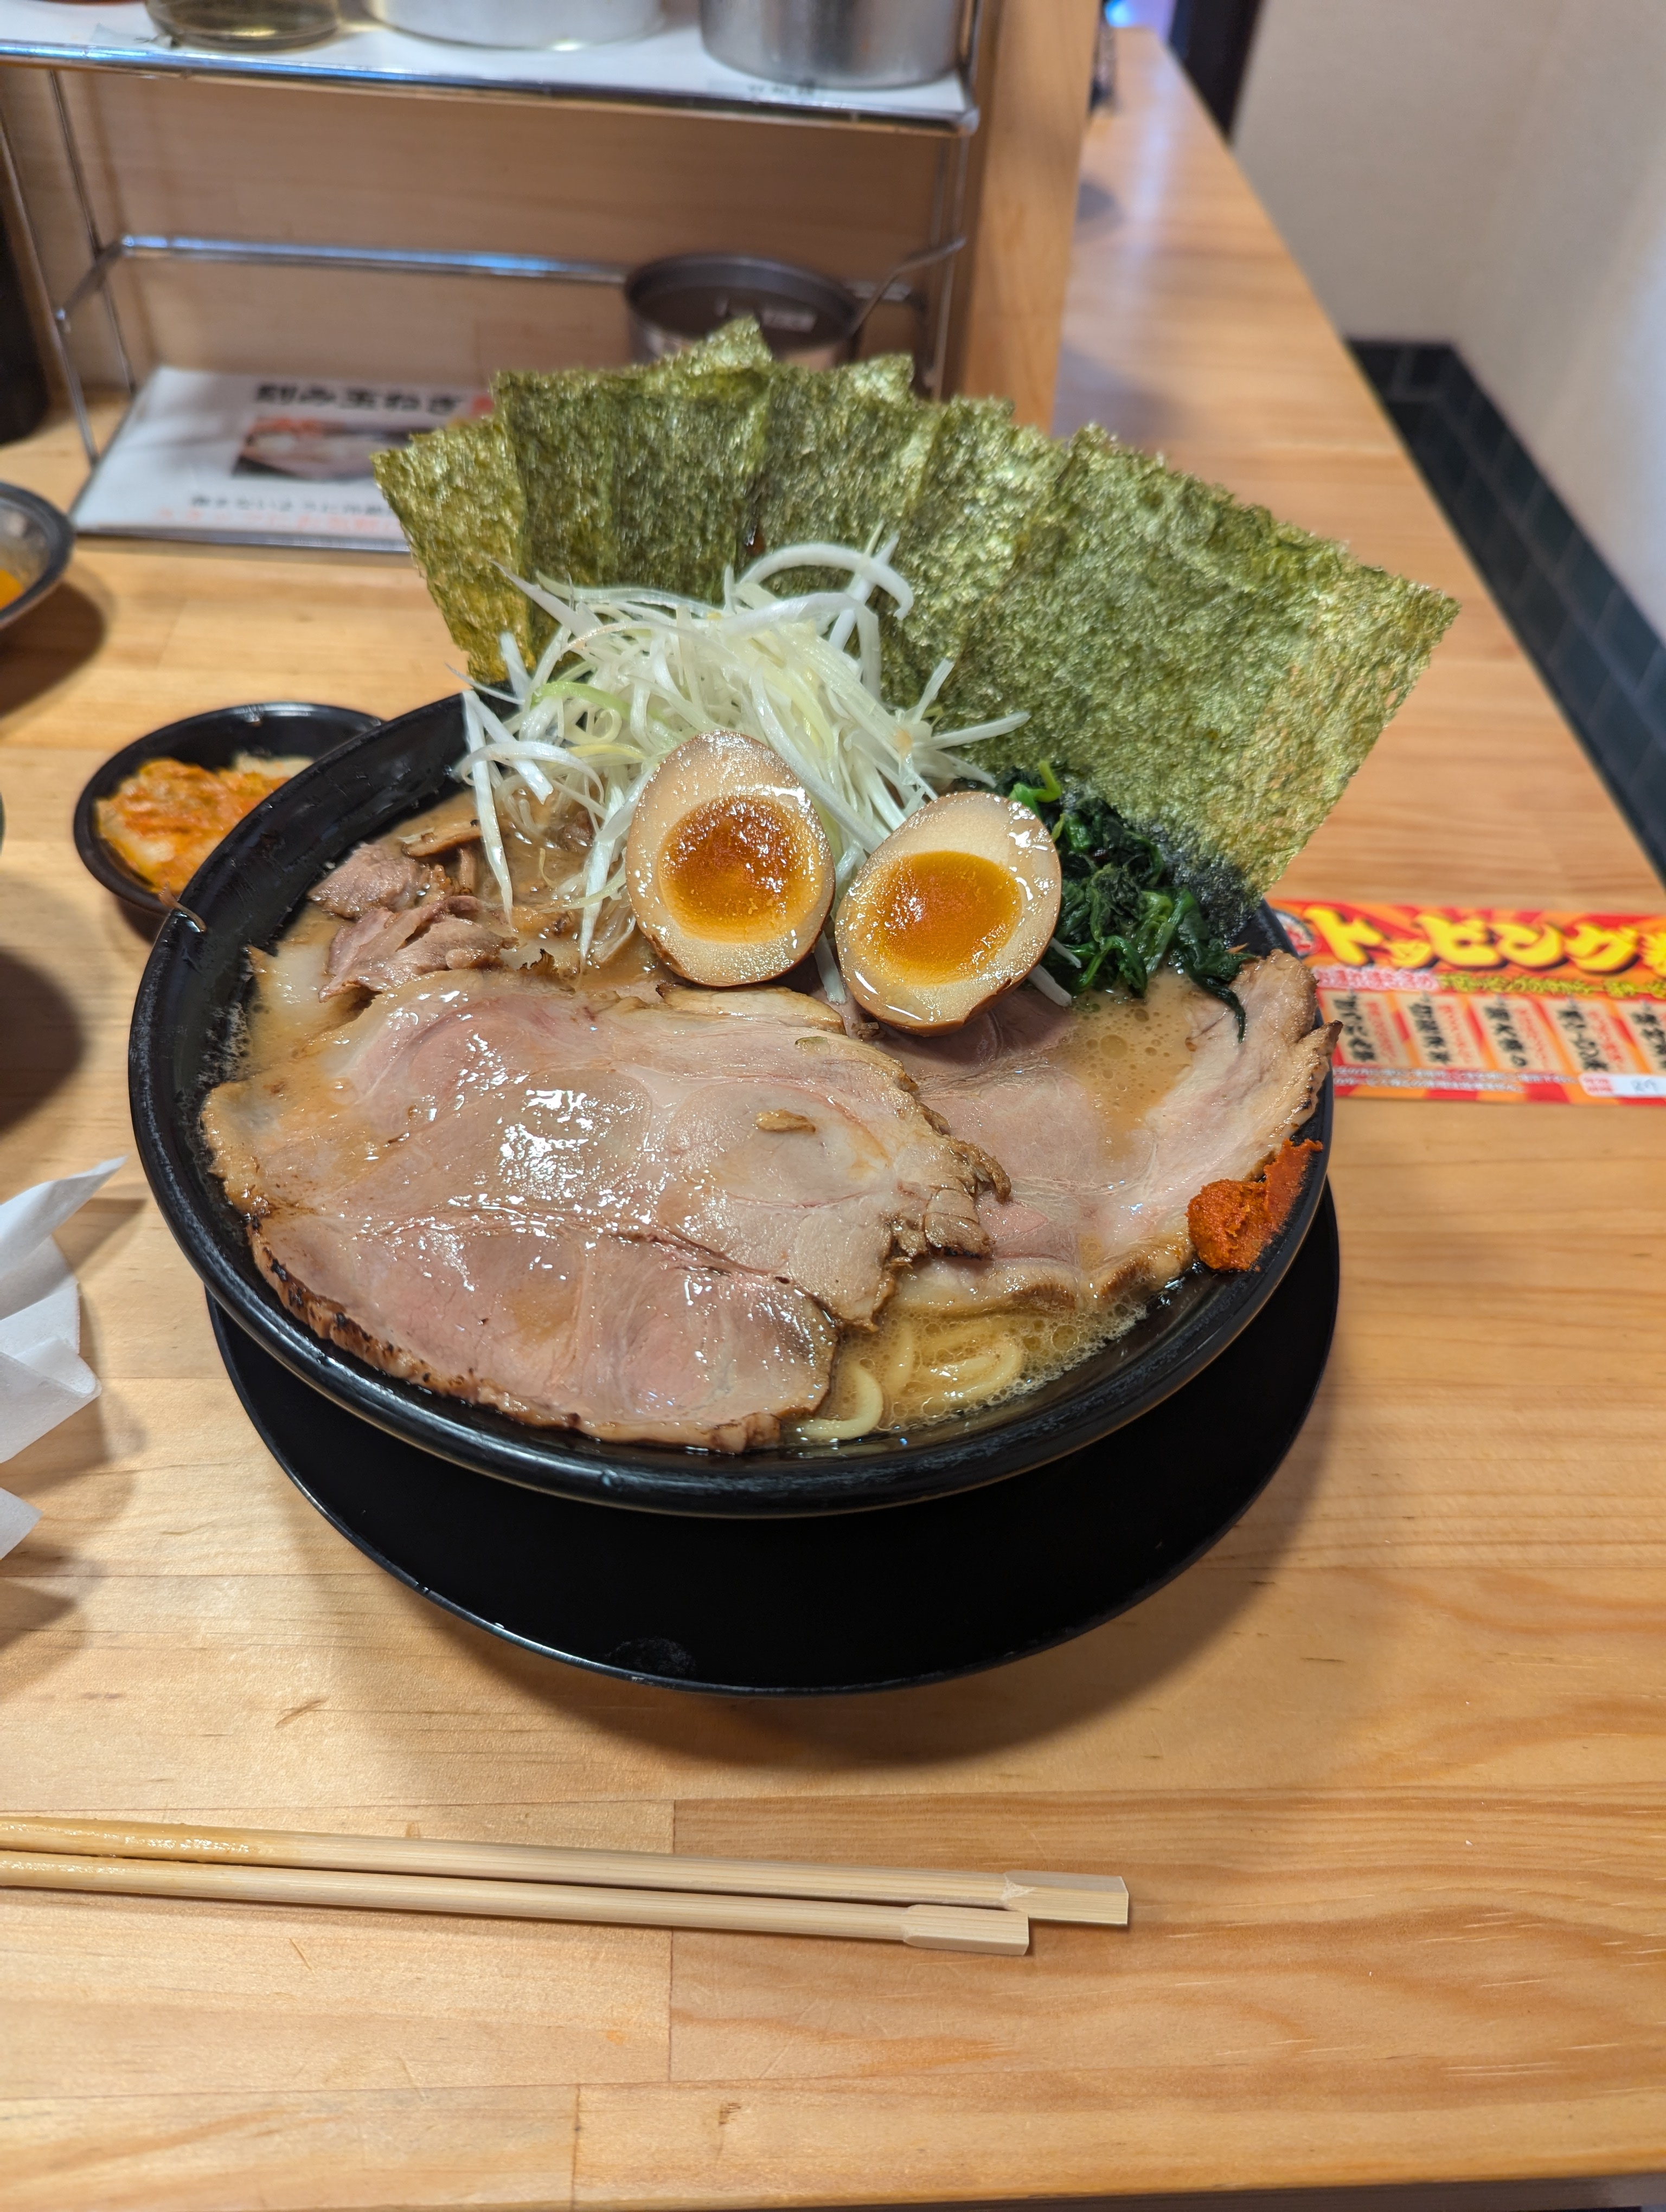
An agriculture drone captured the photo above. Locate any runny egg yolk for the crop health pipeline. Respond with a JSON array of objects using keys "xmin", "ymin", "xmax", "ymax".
[
  {"xmin": 861, "ymin": 850, "xmax": 1024, "ymax": 982},
  {"xmin": 658, "ymin": 795, "xmax": 814, "ymax": 943}
]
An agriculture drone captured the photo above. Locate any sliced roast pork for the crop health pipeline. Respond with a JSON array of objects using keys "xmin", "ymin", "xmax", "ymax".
[
  {"xmin": 246, "ymin": 1208, "xmax": 834, "ymax": 1454},
  {"xmin": 204, "ymin": 973, "xmax": 998, "ymax": 1449},
  {"xmin": 321, "ymin": 896, "xmax": 509, "ymax": 997},
  {"xmin": 310, "ymin": 838, "xmax": 446, "ymax": 918},
  {"xmin": 884, "ymin": 951, "xmax": 1335, "ymax": 1314},
  {"xmin": 308, "ymin": 836, "xmax": 508, "ymax": 1000}
]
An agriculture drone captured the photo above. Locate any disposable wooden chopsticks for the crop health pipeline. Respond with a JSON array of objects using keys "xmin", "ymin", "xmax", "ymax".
[
  {"xmin": 0, "ymin": 1814, "xmax": 1128, "ymax": 1924},
  {"xmin": 0, "ymin": 1815, "xmax": 1130, "ymax": 1952},
  {"xmin": 0, "ymin": 1850, "xmax": 1027, "ymax": 1954}
]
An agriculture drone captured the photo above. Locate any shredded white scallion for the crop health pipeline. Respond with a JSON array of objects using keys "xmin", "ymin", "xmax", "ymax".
[
  {"xmin": 462, "ymin": 691, "xmax": 515, "ymax": 917},
  {"xmin": 1028, "ymin": 964, "xmax": 1074, "ymax": 1007},
  {"xmin": 812, "ymin": 932, "xmax": 848, "ymax": 1005},
  {"xmin": 453, "ymin": 543, "xmax": 1027, "ymax": 972}
]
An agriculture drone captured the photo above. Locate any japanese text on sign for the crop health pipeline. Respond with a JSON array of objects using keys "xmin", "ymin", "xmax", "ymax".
[{"xmin": 1273, "ymin": 901, "xmax": 1666, "ymax": 1104}]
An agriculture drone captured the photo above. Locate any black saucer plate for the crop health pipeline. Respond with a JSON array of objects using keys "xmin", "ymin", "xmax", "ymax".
[{"xmin": 210, "ymin": 1189, "xmax": 1339, "ymax": 1696}]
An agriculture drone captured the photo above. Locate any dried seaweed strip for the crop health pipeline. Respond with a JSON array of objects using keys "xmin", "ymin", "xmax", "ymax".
[
  {"xmin": 491, "ymin": 328, "xmax": 775, "ymax": 609},
  {"xmin": 649, "ymin": 315, "xmax": 773, "ymax": 376},
  {"xmin": 372, "ymin": 411, "xmax": 530, "ymax": 684},
  {"xmin": 616, "ymin": 324, "xmax": 775, "ymax": 592},
  {"xmin": 492, "ymin": 366, "xmax": 636, "ymax": 609},
  {"xmin": 945, "ymin": 427, "xmax": 1458, "ymax": 923},
  {"xmin": 749, "ymin": 355, "xmax": 935, "ymax": 597},
  {"xmin": 611, "ymin": 367, "xmax": 772, "ymax": 600},
  {"xmin": 880, "ymin": 398, "xmax": 1063, "ymax": 705}
]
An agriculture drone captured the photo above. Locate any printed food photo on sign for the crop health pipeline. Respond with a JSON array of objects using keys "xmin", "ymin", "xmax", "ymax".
[{"xmin": 1274, "ymin": 899, "xmax": 1666, "ymax": 1102}]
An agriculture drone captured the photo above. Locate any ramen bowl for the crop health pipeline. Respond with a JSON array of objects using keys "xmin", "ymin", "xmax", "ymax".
[{"xmin": 130, "ymin": 697, "xmax": 1331, "ymax": 1519}]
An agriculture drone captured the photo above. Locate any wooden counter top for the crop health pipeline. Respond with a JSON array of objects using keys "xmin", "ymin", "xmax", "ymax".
[{"xmin": 2, "ymin": 30, "xmax": 1663, "ymax": 2212}]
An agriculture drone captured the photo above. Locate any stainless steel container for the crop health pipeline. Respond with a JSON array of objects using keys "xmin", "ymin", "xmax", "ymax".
[
  {"xmin": 698, "ymin": 0, "xmax": 963, "ymax": 89},
  {"xmin": 369, "ymin": 0, "xmax": 659, "ymax": 46},
  {"xmin": 625, "ymin": 253, "xmax": 862, "ymax": 370}
]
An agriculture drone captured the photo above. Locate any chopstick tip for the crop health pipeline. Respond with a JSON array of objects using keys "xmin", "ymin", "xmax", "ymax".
[
  {"xmin": 901, "ymin": 1904, "xmax": 1031, "ymax": 1957},
  {"xmin": 1003, "ymin": 1872, "xmax": 1130, "ymax": 1926}
]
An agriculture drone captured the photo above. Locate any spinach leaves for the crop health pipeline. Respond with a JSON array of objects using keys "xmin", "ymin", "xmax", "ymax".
[{"xmin": 1003, "ymin": 764, "xmax": 1246, "ymax": 1030}]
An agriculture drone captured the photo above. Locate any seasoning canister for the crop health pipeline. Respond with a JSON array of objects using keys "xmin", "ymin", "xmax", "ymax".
[
  {"xmin": 625, "ymin": 253, "xmax": 861, "ymax": 369},
  {"xmin": 698, "ymin": 0, "xmax": 963, "ymax": 89}
]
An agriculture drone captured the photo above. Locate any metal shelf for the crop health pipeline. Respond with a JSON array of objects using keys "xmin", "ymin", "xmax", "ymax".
[
  {"xmin": 0, "ymin": 0, "xmax": 983, "ymax": 523},
  {"xmin": 0, "ymin": 0, "xmax": 978, "ymax": 131}
]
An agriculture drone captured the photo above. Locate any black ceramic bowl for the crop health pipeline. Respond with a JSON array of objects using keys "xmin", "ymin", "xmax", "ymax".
[
  {"xmin": 130, "ymin": 696, "xmax": 1331, "ymax": 1520},
  {"xmin": 0, "ymin": 481, "xmax": 72, "ymax": 636},
  {"xmin": 74, "ymin": 700, "xmax": 381, "ymax": 918}
]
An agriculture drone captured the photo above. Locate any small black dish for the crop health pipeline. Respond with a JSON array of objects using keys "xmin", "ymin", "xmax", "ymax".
[
  {"xmin": 74, "ymin": 700, "xmax": 380, "ymax": 917},
  {"xmin": 131, "ymin": 693, "xmax": 1334, "ymax": 1521},
  {"xmin": 0, "ymin": 481, "xmax": 73, "ymax": 636},
  {"xmin": 209, "ymin": 1187, "xmax": 1338, "ymax": 1695}
]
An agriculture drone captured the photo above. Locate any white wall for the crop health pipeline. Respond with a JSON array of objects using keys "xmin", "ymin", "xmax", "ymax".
[{"xmin": 1234, "ymin": 0, "xmax": 1666, "ymax": 642}]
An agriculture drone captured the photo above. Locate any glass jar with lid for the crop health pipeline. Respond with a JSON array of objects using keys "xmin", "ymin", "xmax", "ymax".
[{"xmin": 145, "ymin": 1, "xmax": 342, "ymax": 52}]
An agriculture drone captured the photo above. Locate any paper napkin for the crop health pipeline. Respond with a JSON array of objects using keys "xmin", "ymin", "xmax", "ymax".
[{"xmin": 0, "ymin": 1158, "xmax": 124, "ymax": 1561}]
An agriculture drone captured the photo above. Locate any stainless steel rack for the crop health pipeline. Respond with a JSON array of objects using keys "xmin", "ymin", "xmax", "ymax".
[{"xmin": 0, "ymin": 0, "xmax": 984, "ymax": 515}]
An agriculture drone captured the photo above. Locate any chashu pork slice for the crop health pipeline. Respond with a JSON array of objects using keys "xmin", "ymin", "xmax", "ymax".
[
  {"xmin": 248, "ymin": 1206, "xmax": 834, "ymax": 1454},
  {"xmin": 882, "ymin": 951, "xmax": 1335, "ymax": 1315},
  {"xmin": 203, "ymin": 970, "xmax": 998, "ymax": 1450}
]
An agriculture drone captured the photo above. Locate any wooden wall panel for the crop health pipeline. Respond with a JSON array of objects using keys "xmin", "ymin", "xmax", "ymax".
[
  {"xmin": 0, "ymin": 65, "xmax": 946, "ymax": 391},
  {"xmin": 951, "ymin": 0, "xmax": 1101, "ymax": 423}
]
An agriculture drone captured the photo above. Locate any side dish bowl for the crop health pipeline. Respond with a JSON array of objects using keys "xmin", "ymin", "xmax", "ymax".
[
  {"xmin": 74, "ymin": 700, "xmax": 381, "ymax": 918},
  {"xmin": 130, "ymin": 697, "xmax": 1332, "ymax": 1520},
  {"xmin": 0, "ymin": 482, "xmax": 72, "ymax": 636}
]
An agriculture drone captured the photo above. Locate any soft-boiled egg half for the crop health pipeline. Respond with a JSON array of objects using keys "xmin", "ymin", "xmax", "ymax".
[
  {"xmin": 835, "ymin": 792, "xmax": 1063, "ymax": 1032},
  {"xmin": 625, "ymin": 728, "xmax": 835, "ymax": 986}
]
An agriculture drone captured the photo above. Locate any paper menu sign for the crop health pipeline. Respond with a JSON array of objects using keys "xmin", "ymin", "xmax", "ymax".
[
  {"xmin": 72, "ymin": 368, "xmax": 490, "ymax": 549},
  {"xmin": 1272, "ymin": 900, "xmax": 1666, "ymax": 1104}
]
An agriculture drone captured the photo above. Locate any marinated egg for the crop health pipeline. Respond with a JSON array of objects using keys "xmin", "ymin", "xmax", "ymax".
[
  {"xmin": 625, "ymin": 728, "xmax": 835, "ymax": 986},
  {"xmin": 835, "ymin": 792, "xmax": 1062, "ymax": 1032}
]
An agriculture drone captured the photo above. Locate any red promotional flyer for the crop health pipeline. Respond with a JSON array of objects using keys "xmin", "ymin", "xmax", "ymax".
[{"xmin": 1271, "ymin": 900, "xmax": 1666, "ymax": 1103}]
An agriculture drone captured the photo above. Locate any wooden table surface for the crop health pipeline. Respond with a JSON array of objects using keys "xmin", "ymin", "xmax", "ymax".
[{"xmin": 2, "ymin": 30, "xmax": 1664, "ymax": 2212}]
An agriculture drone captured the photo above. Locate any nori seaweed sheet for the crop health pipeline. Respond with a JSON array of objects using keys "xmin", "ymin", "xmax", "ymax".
[
  {"xmin": 371, "ymin": 410, "xmax": 530, "ymax": 684},
  {"xmin": 943, "ymin": 426, "xmax": 1458, "ymax": 924},
  {"xmin": 880, "ymin": 396, "xmax": 1065, "ymax": 705},
  {"xmin": 379, "ymin": 324, "xmax": 774, "ymax": 679},
  {"xmin": 493, "ymin": 326, "xmax": 775, "ymax": 608},
  {"xmin": 491, "ymin": 366, "xmax": 634, "ymax": 612},
  {"xmin": 747, "ymin": 354, "xmax": 937, "ymax": 597},
  {"xmin": 652, "ymin": 317, "xmax": 773, "ymax": 376},
  {"xmin": 609, "ymin": 365, "xmax": 772, "ymax": 600}
]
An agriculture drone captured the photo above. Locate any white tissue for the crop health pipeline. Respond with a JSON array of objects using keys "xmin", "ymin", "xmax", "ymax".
[
  {"xmin": 0, "ymin": 1158, "xmax": 124, "ymax": 1561},
  {"xmin": 0, "ymin": 1486, "xmax": 39, "ymax": 1558}
]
